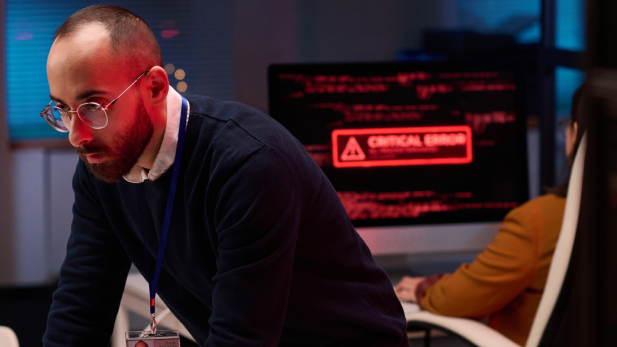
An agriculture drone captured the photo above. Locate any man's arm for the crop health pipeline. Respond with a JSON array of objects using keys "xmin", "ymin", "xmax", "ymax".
[
  {"xmin": 206, "ymin": 147, "xmax": 303, "ymax": 347},
  {"xmin": 44, "ymin": 162, "xmax": 131, "ymax": 346}
]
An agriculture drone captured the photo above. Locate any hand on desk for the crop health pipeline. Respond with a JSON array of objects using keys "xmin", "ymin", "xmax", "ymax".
[{"xmin": 394, "ymin": 276, "xmax": 426, "ymax": 303}]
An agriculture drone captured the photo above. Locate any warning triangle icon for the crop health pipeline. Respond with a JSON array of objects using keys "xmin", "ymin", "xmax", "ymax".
[{"xmin": 340, "ymin": 136, "xmax": 366, "ymax": 161}]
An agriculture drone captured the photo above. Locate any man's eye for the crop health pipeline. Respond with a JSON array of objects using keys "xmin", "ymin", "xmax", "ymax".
[
  {"xmin": 86, "ymin": 103, "xmax": 101, "ymax": 111},
  {"xmin": 58, "ymin": 105, "xmax": 70, "ymax": 112}
]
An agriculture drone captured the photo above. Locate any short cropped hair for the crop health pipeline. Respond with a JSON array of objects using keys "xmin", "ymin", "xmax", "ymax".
[{"xmin": 53, "ymin": 5, "xmax": 162, "ymax": 79}]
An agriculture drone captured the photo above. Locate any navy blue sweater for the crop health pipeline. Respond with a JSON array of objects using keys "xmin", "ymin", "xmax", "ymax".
[{"xmin": 44, "ymin": 95, "xmax": 409, "ymax": 346}]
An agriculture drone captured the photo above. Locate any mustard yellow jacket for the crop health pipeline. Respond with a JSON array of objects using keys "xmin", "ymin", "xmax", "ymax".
[{"xmin": 420, "ymin": 194, "xmax": 566, "ymax": 346}]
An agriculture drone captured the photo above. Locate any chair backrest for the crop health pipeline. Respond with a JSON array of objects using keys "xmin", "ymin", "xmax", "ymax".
[
  {"xmin": 0, "ymin": 326, "xmax": 19, "ymax": 347},
  {"xmin": 525, "ymin": 133, "xmax": 587, "ymax": 347}
]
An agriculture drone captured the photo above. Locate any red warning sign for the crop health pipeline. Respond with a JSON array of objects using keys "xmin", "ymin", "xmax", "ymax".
[
  {"xmin": 340, "ymin": 136, "xmax": 366, "ymax": 161},
  {"xmin": 332, "ymin": 126, "xmax": 473, "ymax": 168}
]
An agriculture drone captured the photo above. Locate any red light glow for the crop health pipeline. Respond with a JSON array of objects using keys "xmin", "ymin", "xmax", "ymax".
[
  {"xmin": 331, "ymin": 126, "xmax": 473, "ymax": 168},
  {"xmin": 337, "ymin": 190, "xmax": 519, "ymax": 220},
  {"xmin": 161, "ymin": 30, "xmax": 179, "ymax": 38}
]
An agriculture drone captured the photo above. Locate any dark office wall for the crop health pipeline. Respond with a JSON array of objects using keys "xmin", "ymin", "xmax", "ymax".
[{"xmin": 231, "ymin": 0, "xmax": 453, "ymax": 112}]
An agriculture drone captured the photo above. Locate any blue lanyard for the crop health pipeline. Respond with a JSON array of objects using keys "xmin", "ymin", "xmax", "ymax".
[{"xmin": 135, "ymin": 96, "xmax": 188, "ymax": 319}]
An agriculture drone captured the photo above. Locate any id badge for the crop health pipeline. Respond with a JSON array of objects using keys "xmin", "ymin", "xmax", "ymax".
[{"xmin": 126, "ymin": 330, "xmax": 180, "ymax": 347}]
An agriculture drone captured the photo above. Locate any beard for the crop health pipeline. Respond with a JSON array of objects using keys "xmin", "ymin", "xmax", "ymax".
[{"xmin": 76, "ymin": 98, "xmax": 154, "ymax": 183}]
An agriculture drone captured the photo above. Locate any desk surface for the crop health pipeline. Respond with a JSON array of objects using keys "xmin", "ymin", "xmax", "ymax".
[
  {"xmin": 401, "ymin": 301, "xmax": 421, "ymax": 318},
  {"xmin": 123, "ymin": 274, "xmax": 169, "ymax": 314},
  {"xmin": 357, "ymin": 222, "xmax": 501, "ymax": 256},
  {"xmin": 125, "ymin": 274, "xmax": 154, "ymax": 301},
  {"xmin": 122, "ymin": 274, "xmax": 423, "ymax": 345},
  {"xmin": 120, "ymin": 274, "xmax": 194, "ymax": 340},
  {"xmin": 125, "ymin": 273, "xmax": 420, "ymax": 315}
]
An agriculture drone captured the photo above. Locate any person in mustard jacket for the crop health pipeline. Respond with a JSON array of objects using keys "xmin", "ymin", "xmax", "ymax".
[{"xmin": 394, "ymin": 85, "xmax": 587, "ymax": 346}]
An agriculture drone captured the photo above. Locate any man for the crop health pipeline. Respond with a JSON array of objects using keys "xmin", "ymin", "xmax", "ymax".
[{"xmin": 42, "ymin": 5, "xmax": 408, "ymax": 346}]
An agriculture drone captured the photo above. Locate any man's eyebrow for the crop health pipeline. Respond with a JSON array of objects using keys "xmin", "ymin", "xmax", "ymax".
[
  {"xmin": 49, "ymin": 90, "xmax": 109, "ymax": 105},
  {"xmin": 49, "ymin": 95, "xmax": 66, "ymax": 104},
  {"xmin": 75, "ymin": 89, "xmax": 109, "ymax": 102}
]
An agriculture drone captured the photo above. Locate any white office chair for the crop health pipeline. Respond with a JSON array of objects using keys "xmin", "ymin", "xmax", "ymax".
[
  {"xmin": 404, "ymin": 133, "xmax": 587, "ymax": 347},
  {"xmin": 0, "ymin": 326, "xmax": 20, "ymax": 347}
]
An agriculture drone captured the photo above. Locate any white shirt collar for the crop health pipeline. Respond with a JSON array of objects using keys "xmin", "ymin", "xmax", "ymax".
[{"xmin": 123, "ymin": 86, "xmax": 189, "ymax": 183}]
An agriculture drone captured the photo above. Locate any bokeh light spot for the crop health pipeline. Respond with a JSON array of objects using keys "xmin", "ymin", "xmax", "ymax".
[
  {"xmin": 177, "ymin": 81, "xmax": 187, "ymax": 92},
  {"xmin": 174, "ymin": 69, "xmax": 186, "ymax": 80},
  {"xmin": 164, "ymin": 64, "xmax": 175, "ymax": 74},
  {"xmin": 161, "ymin": 30, "xmax": 179, "ymax": 38}
]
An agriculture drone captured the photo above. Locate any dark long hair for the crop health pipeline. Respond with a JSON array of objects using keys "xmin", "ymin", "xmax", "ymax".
[{"xmin": 545, "ymin": 84, "xmax": 588, "ymax": 197}]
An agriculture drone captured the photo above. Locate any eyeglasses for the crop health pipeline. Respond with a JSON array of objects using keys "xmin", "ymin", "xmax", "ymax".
[{"xmin": 40, "ymin": 71, "xmax": 148, "ymax": 132}]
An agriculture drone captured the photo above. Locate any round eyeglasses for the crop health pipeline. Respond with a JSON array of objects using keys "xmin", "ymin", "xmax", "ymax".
[{"xmin": 40, "ymin": 71, "xmax": 147, "ymax": 132}]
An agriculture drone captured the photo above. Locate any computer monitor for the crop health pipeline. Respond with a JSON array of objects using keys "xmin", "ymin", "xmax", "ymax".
[{"xmin": 268, "ymin": 62, "xmax": 529, "ymax": 255}]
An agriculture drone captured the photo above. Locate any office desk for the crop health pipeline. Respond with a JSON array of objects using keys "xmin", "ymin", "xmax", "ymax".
[
  {"xmin": 401, "ymin": 301, "xmax": 420, "ymax": 317},
  {"xmin": 112, "ymin": 277, "xmax": 421, "ymax": 346},
  {"xmin": 112, "ymin": 273, "xmax": 195, "ymax": 347},
  {"xmin": 357, "ymin": 222, "xmax": 501, "ymax": 256}
]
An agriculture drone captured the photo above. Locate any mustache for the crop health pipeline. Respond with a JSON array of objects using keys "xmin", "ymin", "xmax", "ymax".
[{"xmin": 76, "ymin": 144, "xmax": 108, "ymax": 156}]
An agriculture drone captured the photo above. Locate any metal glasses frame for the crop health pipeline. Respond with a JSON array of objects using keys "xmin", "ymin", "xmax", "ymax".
[{"xmin": 40, "ymin": 70, "xmax": 148, "ymax": 132}]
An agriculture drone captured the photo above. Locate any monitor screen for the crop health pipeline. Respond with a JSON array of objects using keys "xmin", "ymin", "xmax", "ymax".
[{"xmin": 268, "ymin": 62, "xmax": 529, "ymax": 228}]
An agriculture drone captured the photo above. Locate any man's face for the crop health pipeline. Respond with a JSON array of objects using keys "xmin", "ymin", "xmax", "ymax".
[{"xmin": 47, "ymin": 23, "xmax": 153, "ymax": 183}]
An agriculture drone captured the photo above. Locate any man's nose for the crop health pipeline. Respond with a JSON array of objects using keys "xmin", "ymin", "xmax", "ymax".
[{"xmin": 68, "ymin": 114, "xmax": 94, "ymax": 147}]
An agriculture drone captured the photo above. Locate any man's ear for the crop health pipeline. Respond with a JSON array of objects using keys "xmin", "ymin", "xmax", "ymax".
[{"xmin": 142, "ymin": 66, "xmax": 169, "ymax": 107}]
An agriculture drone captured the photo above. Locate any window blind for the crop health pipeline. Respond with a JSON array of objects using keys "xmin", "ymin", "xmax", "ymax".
[{"xmin": 5, "ymin": 0, "xmax": 235, "ymax": 141}]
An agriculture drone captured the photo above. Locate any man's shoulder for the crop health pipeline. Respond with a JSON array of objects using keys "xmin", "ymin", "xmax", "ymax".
[
  {"xmin": 184, "ymin": 94, "xmax": 301, "ymax": 156},
  {"xmin": 183, "ymin": 94, "xmax": 267, "ymax": 123}
]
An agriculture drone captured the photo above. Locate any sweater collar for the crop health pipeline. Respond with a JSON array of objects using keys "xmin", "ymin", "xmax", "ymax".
[{"xmin": 123, "ymin": 86, "xmax": 190, "ymax": 183}]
